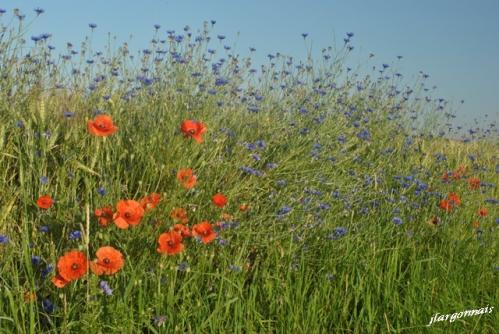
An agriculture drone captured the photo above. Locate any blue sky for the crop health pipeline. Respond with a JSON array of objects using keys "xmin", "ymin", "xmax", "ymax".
[{"xmin": 2, "ymin": 0, "xmax": 498, "ymax": 127}]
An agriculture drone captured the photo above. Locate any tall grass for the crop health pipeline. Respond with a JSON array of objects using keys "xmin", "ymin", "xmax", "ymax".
[{"xmin": 0, "ymin": 9, "xmax": 497, "ymax": 333}]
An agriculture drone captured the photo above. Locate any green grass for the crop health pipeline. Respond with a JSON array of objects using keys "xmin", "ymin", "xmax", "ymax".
[{"xmin": 0, "ymin": 16, "xmax": 498, "ymax": 334}]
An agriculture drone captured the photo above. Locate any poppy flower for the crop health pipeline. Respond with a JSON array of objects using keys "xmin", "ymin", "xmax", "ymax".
[
  {"xmin": 172, "ymin": 224, "xmax": 191, "ymax": 238},
  {"xmin": 56, "ymin": 250, "xmax": 88, "ymax": 282},
  {"xmin": 477, "ymin": 207, "xmax": 488, "ymax": 217},
  {"xmin": 52, "ymin": 274, "xmax": 69, "ymax": 288},
  {"xmin": 87, "ymin": 114, "xmax": 118, "ymax": 137},
  {"xmin": 180, "ymin": 120, "xmax": 206, "ymax": 143},
  {"xmin": 95, "ymin": 206, "xmax": 114, "ymax": 227},
  {"xmin": 448, "ymin": 193, "xmax": 461, "ymax": 206},
  {"xmin": 452, "ymin": 165, "xmax": 467, "ymax": 180},
  {"xmin": 471, "ymin": 221, "xmax": 480, "ymax": 228},
  {"xmin": 90, "ymin": 246, "xmax": 125, "ymax": 275},
  {"xmin": 157, "ymin": 231, "xmax": 184, "ymax": 255},
  {"xmin": 36, "ymin": 195, "xmax": 53, "ymax": 209},
  {"xmin": 468, "ymin": 177, "xmax": 481, "ymax": 190},
  {"xmin": 176, "ymin": 168, "xmax": 197, "ymax": 189},
  {"xmin": 192, "ymin": 221, "xmax": 217, "ymax": 244},
  {"xmin": 239, "ymin": 203, "xmax": 250, "ymax": 212},
  {"xmin": 170, "ymin": 207, "xmax": 189, "ymax": 224},
  {"xmin": 439, "ymin": 199, "xmax": 453, "ymax": 213},
  {"xmin": 113, "ymin": 200, "xmax": 145, "ymax": 229},
  {"xmin": 212, "ymin": 193, "xmax": 228, "ymax": 208},
  {"xmin": 140, "ymin": 193, "xmax": 161, "ymax": 210}
]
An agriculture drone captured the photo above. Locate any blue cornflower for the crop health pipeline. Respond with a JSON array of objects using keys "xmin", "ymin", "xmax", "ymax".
[
  {"xmin": 266, "ymin": 163, "xmax": 278, "ymax": 169},
  {"xmin": 217, "ymin": 35, "xmax": 226, "ymax": 40},
  {"xmin": 318, "ymin": 203, "xmax": 331, "ymax": 210},
  {"xmin": 31, "ymin": 255, "xmax": 42, "ymax": 266},
  {"xmin": 42, "ymin": 298, "xmax": 55, "ymax": 313},
  {"xmin": 40, "ymin": 176, "xmax": 48, "ymax": 185},
  {"xmin": 41, "ymin": 264, "xmax": 53, "ymax": 279},
  {"xmin": 252, "ymin": 154, "xmax": 261, "ymax": 161},
  {"xmin": 97, "ymin": 187, "xmax": 106, "ymax": 196},
  {"xmin": 245, "ymin": 143, "xmax": 256, "ymax": 150},
  {"xmin": 301, "ymin": 33, "xmax": 308, "ymax": 39},
  {"xmin": 0, "ymin": 9, "xmax": 6, "ymax": 14},
  {"xmin": 69, "ymin": 230, "xmax": 82, "ymax": 240},
  {"xmin": 393, "ymin": 217, "xmax": 403, "ymax": 226},
  {"xmin": 154, "ymin": 24, "xmax": 161, "ymax": 30},
  {"xmin": 16, "ymin": 120, "xmax": 25, "ymax": 128},
  {"xmin": 276, "ymin": 180, "xmax": 287, "ymax": 187},
  {"xmin": 177, "ymin": 261, "xmax": 189, "ymax": 271},
  {"xmin": 63, "ymin": 111, "xmax": 75, "ymax": 118},
  {"xmin": 255, "ymin": 140, "xmax": 266, "ymax": 149},
  {"xmin": 0, "ymin": 235, "xmax": 9, "ymax": 244},
  {"xmin": 89, "ymin": 23, "xmax": 97, "ymax": 29},
  {"xmin": 240, "ymin": 166, "xmax": 263, "ymax": 177},
  {"xmin": 328, "ymin": 227, "xmax": 347, "ymax": 240},
  {"xmin": 247, "ymin": 105, "xmax": 260, "ymax": 113},
  {"xmin": 277, "ymin": 206, "xmax": 292, "ymax": 217},
  {"xmin": 217, "ymin": 237, "xmax": 228, "ymax": 246},
  {"xmin": 357, "ymin": 129, "xmax": 371, "ymax": 141},
  {"xmin": 99, "ymin": 280, "xmax": 113, "ymax": 296},
  {"xmin": 39, "ymin": 226, "xmax": 49, "ymax": 233},
  {"xmin": 215, "ymin": 77, "xmax": 229, "ymax": 86}
]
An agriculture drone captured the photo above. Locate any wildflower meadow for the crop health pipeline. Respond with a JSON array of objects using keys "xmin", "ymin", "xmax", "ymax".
[{"xmin": 0, "ymin": 7, "xmax": 497, "ymax": 334}]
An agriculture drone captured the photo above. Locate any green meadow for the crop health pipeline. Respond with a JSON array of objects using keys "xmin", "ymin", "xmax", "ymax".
[{"xmin": 0, "ymin": 14, "xmax": 497, "ymax": 334}]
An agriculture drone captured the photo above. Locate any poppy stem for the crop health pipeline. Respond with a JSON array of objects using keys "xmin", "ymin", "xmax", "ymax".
[{"xmin": 85, "ymin": 203, "xmax": 90, "ymax": 303}]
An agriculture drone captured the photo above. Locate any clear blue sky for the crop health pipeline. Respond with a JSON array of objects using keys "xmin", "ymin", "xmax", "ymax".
[{"xmin": 2, "ymin": 0, "xmax": 498, "ymax": 127}]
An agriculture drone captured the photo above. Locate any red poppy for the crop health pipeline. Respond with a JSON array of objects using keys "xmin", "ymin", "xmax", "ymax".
[
  {"xmin": 140, "ymin": 193, "xmax": 161, "ymax": 210},
  {"xmin": 157, "ymin": 231, "xmax": 184, "ymax": 255},
  {"xmin": 452, "ymin": 165, "xmax": 467, "ymax": 180},
  {"xmin": 239, "ymin": 203, "xmax": 250, "ymax": 212},
  {"xmin": 52, "ymin": 274, "xmax": 69, "ymax": 288},
  {"xmin": 172, "ymin": 224, "xmax": 192, "ymax": 238},
  {"xmin": 212, "ymin": 193, "xmax": 228, "ymax": 208},
  {"xmin": 192, "ymin": 221, "xmax": 217, "ymax": 244},
  {"xmin": 95, "ymin": 206, "xmax": 114, "ymax": 227},
  {"xmin": 90, "ymin": 246, "xmax": 125, "ymax": 276},
  {"xmin": 439, "ymin": 199, "xmax": 453, "ymax": 213},
  {"xmin": 56, "ymin": 250, "xmax": 88, "ymax": 282},
  {"xmin": 477, "ymin": 207, "xmax": 488, "ymax": 217},
  {"xmin": 471, "ymin": 221, "xmax": 480, "ymax": 228},
  {"xmin": 170, "ymin": 207, "xmax": 189, "ymax": 224},
  {"xmin": 113, "ymin": 200, "xmax": 145, "ymax": 229},
  {"xmin": 87, "ymin": 115, "xmax": 118, "ymax": 137},
  {"xmin": 176, "ymin": 168, "xmax": 197, "ymax": 189},
  {"xmin": 180, "ymin": 120, "xmax": 206, "ymax": 143},
  {"xmin": 468, "ymin": 177, "xmax": 481, "ymax": 190},
  {"xmin": 36, "ymin": 195, "xmax": 53, "ymax": 209},
  {"xmin": 447, "ymin": 193, "xmax": 461, "ymax": 206}
]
